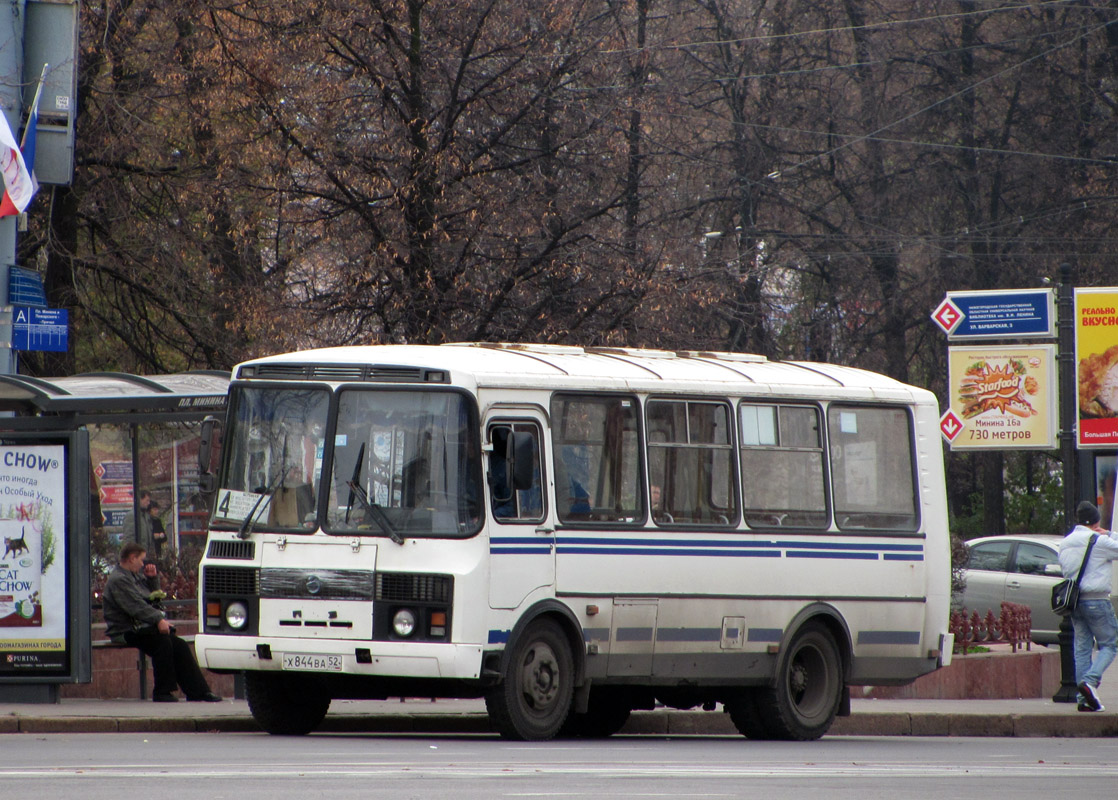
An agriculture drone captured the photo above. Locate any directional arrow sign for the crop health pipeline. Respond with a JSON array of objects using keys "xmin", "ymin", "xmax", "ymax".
[
  {"xmin": 932, "ymin": 298, "xmax": 964, "ymax": 335},
  {"xmin": 939, "ymin": 410, "xmax": 964, "ymax": 443},
  {"xmin": 99, "ymin": 484, "xmax": 134, "ymax": 505},
  {"xmin": 95, "ymin": 461, "xmax": 132, "ymax": 482}
]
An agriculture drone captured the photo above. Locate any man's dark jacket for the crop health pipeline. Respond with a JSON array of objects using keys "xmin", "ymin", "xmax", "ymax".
[{"xmin": 102, "ymin": 565, "xmax": 164, "ymax": 641}]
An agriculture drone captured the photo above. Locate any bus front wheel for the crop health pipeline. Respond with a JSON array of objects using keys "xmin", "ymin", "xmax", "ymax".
[
  {"xmin": 560, "ymin": 687, "xmax": 631, "ymax": 738},
  {"xmin": 245, "ymin": 672, "xmax": 331, "ymax": 736},
  {"xmin": 485, "ymin": 618, "xmax": 574, "ymax": 741},
  {"xmin": 754, "ymin": 621, "xmax": 843, "ymax": 740}
]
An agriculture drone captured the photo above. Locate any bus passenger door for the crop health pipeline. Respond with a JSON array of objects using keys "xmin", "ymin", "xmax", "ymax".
[{"xmin": 486, "ymin": 415, "xmax": 554, "ymax": 609}]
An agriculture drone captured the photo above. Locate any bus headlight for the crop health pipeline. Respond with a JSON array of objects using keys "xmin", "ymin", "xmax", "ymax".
[
  {"xmin": 225, "ymin": 601, "xmax": 249, "ymax": 630},
  {"xmin": 392, "ymin": 608, "xmax": 417, "ymax": 637}
]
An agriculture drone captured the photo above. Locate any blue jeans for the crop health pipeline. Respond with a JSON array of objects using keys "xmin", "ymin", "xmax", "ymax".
[{"xmin": 1071, "ymin": 599, "xmax": 1118, "ymax": 694}]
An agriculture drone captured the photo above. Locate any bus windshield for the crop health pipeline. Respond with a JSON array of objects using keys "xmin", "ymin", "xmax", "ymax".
[
  {"xmin": 213, "ymin": 386, "xmax": 331, "ymax": 531},
  {"xmin": 325, "ymin": 389, "xmax": 482, "ymax": 538}
]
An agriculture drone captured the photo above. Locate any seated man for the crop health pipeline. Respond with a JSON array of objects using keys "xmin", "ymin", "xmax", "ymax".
[{"xmin": 102, "ymin": 542, "xmax": 221, "ymax": 703}]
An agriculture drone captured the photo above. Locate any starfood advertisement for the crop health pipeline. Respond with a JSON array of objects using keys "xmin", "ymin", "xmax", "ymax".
[
  {"xmin": 1076, "ymin": 288, "xmax": 1118, "ymax": 448},
  {"xmin": 0, "ymin": 445, "xmax": 68, "ymax": 673},
  {"xmin": 947, "ymin": 345, "xmax": 1056, "ymax": 450}
]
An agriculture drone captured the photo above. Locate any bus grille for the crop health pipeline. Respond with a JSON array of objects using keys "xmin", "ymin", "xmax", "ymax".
[
  {"xmin": 204, "ymin": 566, "xmax": 259, "ymax": 596},
  {"xmin": 376, "ymin": 573, "xmax": 451, "ymax": 603},
  {"xmin": 207, "ymin": 540, "xmax": 256, "ymax": 560},
  {"xmin": 260, "ymin": 569, "xmax": 375, "ymax": 600}
]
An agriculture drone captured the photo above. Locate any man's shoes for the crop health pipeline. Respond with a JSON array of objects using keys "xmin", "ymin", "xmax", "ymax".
[
  {"xmin": 1078, "ymin": 682, "xmax": 1104, "ymax": 712},
  {"xmin": 1078, "ymin": 702, "xmax": 1102, "ymax": 712},
  {"xmin": 152, "ymin": 693, "xmax": 179, "ymax": 703},
  {"xmin": 187, "ymin": 692, "xmax": 223, "ymax": 702}
]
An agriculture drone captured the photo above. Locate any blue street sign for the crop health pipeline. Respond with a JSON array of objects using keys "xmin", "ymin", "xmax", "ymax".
[
  {"xmin": 8, "ymin": 266, "xmax": 47, "ymax": 307},
  {"xmin": 101, "ymin": 509, "xmax": 128, "ymax": 528},
  {"xmin": 944, "ymin": 289, "xmax": 1056, "ymax": 339},
  {"xmin": 11, "ymin": 305, "xmax": 68, "ymax": 352}
]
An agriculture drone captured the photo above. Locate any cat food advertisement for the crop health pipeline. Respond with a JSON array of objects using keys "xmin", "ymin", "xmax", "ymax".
[
  {"xmin": 947, "ymin": 345, "xmax": 1057, "ymax": 450},
  {"xmin": 1076, "ymin": 288, "xmax": 1118, "ymax": 448},
  {"xmin": 0, "ymin": 444, "xmax": 68, "ymax": 673}
]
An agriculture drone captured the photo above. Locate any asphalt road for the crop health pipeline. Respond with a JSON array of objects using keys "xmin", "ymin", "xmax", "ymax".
[{"xmin": 3, "ymin": 733, "xmax": 1117, "ymax": 799}]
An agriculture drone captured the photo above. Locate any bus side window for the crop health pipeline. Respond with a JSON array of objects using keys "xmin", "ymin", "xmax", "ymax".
[
  {"xmin": 550, "ymin": 394, "xmax": 642, "ymax": 524},
  {"xmin": 740, "ymin": 403, "xmax": 828, "ymax": 529},
  {"xmin": 647, "ymin": 399, "xmax": 737, "ymax": 526},
  {"xmin": 828, "ymin": 405, "xmax": 918, "ymax": 531}
]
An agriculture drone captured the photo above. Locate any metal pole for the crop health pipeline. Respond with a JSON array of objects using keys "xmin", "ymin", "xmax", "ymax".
[
  {"xmin": 0, "ymin": 0, "xmax": 29, "ymax": 376},
  {"xmin": 1053, "ymin": 262, "xmax": 1078, "ymax": 703}
]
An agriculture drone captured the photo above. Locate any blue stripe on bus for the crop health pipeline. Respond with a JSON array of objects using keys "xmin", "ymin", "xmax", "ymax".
[
  {"xmin": 490, "ymin": 535, "xmax": 923, "ymax": 561},
  {"xmin": 776, "ymin": 540, "xmax": 923, "ymax": 552},
  {"xmin": 556, "ymin": 546, "xmax": 782, "ymax": 558},
  {"xmin": 496, "ymin": 626, "xmax": 921, "ymax": 648},
  {"xmin": 656, "ymin": 627, "xmax": 723, "ymax": 642},
  {"xmin": 583, "ymin": 627, "xmax": 611, "ymax": 642},
  {"xmin": 857, "ymin": 630, "xmax": 921, "ymax": 645},
  {"xmin": 554, "ymin": 537, "xmax": 787, "ymax": 549}
]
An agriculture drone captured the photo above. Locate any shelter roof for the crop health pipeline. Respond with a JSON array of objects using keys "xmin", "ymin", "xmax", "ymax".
[{"xmin": 0, "ymin": 371, "xmax": 230, "ymax": 428}]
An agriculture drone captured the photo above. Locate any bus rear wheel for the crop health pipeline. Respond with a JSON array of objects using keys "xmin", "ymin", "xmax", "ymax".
[
  {"xmin": 486, "ymin": 618, "xmax": 574, "ymax": 741},
  {"xmin": 725, "ymin": 689, "xmax": 770, "ymax": 739},
  {"xmin": 754, "ymin": 622, "xmax": 843, "ymax": 740},
  {"xmin": 245, "ymin": 672, "xmax": 331, "ymax": 736}
]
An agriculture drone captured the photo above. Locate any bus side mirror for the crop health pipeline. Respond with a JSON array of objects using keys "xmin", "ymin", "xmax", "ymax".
[{"xmin": 198, "ymin": 416, "xmax": 219, "ymax": 493}]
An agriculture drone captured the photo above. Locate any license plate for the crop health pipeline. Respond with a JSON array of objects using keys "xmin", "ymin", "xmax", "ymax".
[{"xmin": 281, "ymin": 653, "xmax": 343, "ymax": 672}]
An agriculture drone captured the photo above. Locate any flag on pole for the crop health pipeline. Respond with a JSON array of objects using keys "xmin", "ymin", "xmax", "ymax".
[{"xmin": 0, "ymin": 64, "xmax": 46, "ymax": 218}]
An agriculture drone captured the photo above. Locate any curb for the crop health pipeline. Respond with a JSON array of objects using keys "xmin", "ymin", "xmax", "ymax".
[{"xmin": 4, "ymin": 709, "xmax": 1118, "ymax": 736}]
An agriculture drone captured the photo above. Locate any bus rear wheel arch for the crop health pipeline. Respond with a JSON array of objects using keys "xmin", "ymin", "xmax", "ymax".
[{"xmin": 748, "ymin": 619, "xmax": 845, "ymax": 740}]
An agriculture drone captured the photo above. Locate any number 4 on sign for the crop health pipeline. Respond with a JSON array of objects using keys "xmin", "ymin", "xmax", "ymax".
[{"xmin": 939, "ymin": 410, "xmax": 964, "ymax": 443}]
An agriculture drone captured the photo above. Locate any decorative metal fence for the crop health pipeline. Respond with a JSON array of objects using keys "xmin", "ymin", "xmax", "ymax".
[{"xmin": 949, "ymin": 602, "xmax": 1032, "ymax": 653}]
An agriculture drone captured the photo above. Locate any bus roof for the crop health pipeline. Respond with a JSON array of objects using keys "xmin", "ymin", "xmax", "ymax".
[{"xmin": 234, "ymin": 343, "xmax": 931, "ymax": 403}]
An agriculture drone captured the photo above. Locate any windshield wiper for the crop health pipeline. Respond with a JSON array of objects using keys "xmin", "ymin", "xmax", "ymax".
[
  {"xmin": 345, "ymin": 442, "xmax": 405, "ymax": 545},
  {"xmin": 239, "ymin": 434, "xmax": 289, "ymax": 540}
]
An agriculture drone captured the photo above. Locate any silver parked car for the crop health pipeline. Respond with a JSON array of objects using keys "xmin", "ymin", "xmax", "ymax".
[{"xmin": 960, "ymin": 534, "xmax": 1071, "ymax": 645}]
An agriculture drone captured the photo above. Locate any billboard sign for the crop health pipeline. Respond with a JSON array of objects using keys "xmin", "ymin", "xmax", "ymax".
[
  {"xmin": 0, "ymin": 432, "xmax": 90, "ymax": 683},
  {"xmin": 1075, "ymin": 288, "xmax": 1118, "ymax": 448},
  {"xmin": 945, "ymin": 345, "xmax": 1057, "ymax": 450}
]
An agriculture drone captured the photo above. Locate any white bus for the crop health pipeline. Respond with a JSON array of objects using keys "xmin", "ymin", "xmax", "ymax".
[{"xmin": 195, "ymin": 343, "xmax": 953, "ymax": 741}]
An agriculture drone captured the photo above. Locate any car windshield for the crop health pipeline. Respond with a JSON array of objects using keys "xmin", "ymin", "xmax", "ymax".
[
  {"xmin": 324, "ymin": 389, "xmax": 482, "ymax": 538},
  {"xmin": 212, "ymin": 386, "xmax": 330, "ymax": 532}
]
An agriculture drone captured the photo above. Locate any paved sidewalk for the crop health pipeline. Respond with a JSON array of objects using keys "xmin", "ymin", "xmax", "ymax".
[{"xmin": 2, "ymin": 696, "xmax": 1116, "ymax": 737}]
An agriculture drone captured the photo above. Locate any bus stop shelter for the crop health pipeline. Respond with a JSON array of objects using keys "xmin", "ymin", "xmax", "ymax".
[{"xmin": 0, "ymin": 371, "xmax": 228, "ymax": 702}]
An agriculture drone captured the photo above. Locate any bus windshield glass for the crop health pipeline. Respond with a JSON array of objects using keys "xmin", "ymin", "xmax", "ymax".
[
  {"xmin": 325, "ymin": 389, "xmax": 482, "ymax": 538},
  {"xmin": 213, "ymin": 386, "xmax": 331, "ymax": 531}
]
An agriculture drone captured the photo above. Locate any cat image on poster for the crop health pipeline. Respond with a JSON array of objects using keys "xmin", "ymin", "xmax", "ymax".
[{"xmin": 3, "ymin": 533, "xmax": 29, "ymax": 559}]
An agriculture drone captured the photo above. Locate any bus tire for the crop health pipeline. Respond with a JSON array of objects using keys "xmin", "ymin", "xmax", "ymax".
[
  {"xmin": 485, "ymin": 618, "xmax": 574, "ymax": 741},
  {"xmin": 754, "ymin": 621, "xmax": 842, "ymax": 740},
  {"xmin": 560, "ymin": 688, "xmax": 631, "ymax": 738},
  {"xmin": 245, "ymin": 672, "xmax": 331, "ymax": 736},
  {"xmin": 725, "ymin": 689, "xmax": 770, "ymax": 739}
]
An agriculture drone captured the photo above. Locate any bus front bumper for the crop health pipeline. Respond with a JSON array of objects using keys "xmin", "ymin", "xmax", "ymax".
[{"xmin": 195, "ymin": 633, "xmax": 485, "ymax": 680}]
